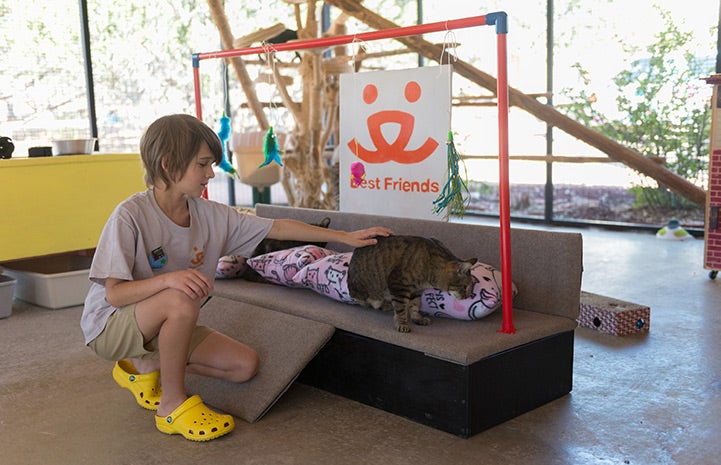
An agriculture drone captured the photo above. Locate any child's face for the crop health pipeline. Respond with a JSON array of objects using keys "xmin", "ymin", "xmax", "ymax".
[{"xmin": 177, "ymin": 142, "xmax": 216, "ymax": 197}]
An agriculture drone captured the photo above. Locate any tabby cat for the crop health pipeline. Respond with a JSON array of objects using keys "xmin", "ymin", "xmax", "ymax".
[
  {"xmin": 241, "ymin": 217, "xmax": 332, "ymax": 282},
  {"xmin": 347, "ymin": 235, "xmax": 477, "ymax": 333}
]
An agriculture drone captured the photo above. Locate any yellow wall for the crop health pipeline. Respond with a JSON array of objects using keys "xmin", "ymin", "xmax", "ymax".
[{"xmin": 0, "ymin": 154, "xmax": 146, "ymax": 262}]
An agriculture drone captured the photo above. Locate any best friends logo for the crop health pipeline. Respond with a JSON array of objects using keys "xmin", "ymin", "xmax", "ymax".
[
  {"xmin": 339, "ymin": 66, "xmax": 451, "ymax": 219},
  {"xmin": 347, "ymin": 80, "xmax": 439, "ymax": 165}
]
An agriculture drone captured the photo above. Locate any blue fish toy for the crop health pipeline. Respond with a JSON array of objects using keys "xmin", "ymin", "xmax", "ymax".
[
  {"xmin": 259, "ymin": 125, "xmax": 283, "ymax": 168},
  {"xmin": 216, "ymin": 113, "xmax": 237, "ymax": 176}
]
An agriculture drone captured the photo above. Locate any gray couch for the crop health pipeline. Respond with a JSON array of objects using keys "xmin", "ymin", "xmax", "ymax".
[{"xmin": 205, "ymin": 204, "xmax": 583, "ymax": 437}]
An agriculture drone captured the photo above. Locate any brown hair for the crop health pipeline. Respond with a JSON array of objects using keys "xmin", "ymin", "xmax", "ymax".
[{"xmin": 139, "ymin": 114, "xmax": 223, "ymax": 187}]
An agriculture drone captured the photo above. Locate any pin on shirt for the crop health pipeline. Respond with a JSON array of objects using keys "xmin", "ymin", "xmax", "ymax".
[{"xmin": 149, "ymin": 247, "xmax": 168, "ymax": 270}]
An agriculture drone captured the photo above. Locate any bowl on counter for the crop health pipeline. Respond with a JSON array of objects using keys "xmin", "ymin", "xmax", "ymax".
[{"xmin": 51, "ymin": 138, "xmax": 97, "ymax": 155}]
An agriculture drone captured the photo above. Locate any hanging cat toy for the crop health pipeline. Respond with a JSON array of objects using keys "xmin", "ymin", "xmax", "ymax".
[
  {"xmin": 433, "ymin": 30, "xmax": 470, "ymax": 219},
  {"xmin": 216, "ymin": 111, "xmax": 283, "ymax": 175},
  {"xmin": 259, "ymin": 42, "xmax": 284, "ymax": 168},
  {"xmin": 214, "ymin": 53, "xmax": 240, "ymax": 181},
  {"xmin": 216, "ymin": 111, "xmax": 238, "ymax": 178},
  {"xmin": 260, "ymin": 124, "xmax": 283, "ymax": 168},
  {"xmin": 215, "ymin": 43, "xmax": 283, "ymax": 179},
  {"xmin": 433, "ymin": 130, "xmax": 470, "ymax": 218}
]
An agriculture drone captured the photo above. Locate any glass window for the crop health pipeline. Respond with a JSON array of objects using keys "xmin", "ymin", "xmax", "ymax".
[{"xmin": 1, "ymin": 1, "xmax": 89, "ymax": 157}]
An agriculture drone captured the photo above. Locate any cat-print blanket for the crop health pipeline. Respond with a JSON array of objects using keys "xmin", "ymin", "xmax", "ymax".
[{"xmin": 246, "ymin": 245, "xmax": 515, "ymax": 321}]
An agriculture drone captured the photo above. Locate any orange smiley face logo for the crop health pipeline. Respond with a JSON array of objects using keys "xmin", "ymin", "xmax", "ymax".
[{"xmin": 348, "ymin": 80, "xmax": 439, "ymax": 164}]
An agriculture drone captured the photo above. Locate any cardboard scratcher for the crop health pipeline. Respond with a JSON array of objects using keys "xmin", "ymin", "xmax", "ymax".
[
  {"xmin": 186, "ymin": 296, "xmax": 334, "ymax": 423},
  {"xmin": 579, "ymin": 291, "xmax": 650, "ymax": 336}
]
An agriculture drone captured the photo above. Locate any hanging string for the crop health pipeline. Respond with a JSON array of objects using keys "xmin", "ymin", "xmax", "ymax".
[
  {"xmin": 439, "ymin": 27, "xmax": 459, "ymax": 67},
  {"xmin": 259, "ymin": 42, "xmax": 283, "ymax": 168},
  {"xmin": 433, "ymin": 27, "xmax": 469, "ymax": 219}
]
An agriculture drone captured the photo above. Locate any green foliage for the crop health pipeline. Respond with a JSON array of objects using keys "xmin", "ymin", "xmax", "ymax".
[{"xmin": 561, "ymin": 7, "xmax": 712, "ymax": 208}]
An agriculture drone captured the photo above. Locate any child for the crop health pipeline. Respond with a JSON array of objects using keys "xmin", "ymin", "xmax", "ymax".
[{"xmin": 80, "ymin": 114, "xmax": 391, "ymax": 441}]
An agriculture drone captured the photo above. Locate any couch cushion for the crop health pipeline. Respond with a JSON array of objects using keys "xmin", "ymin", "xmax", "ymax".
[{"xmin": 213, "ymin": 280, "xmax": 577, "ymax": 366}]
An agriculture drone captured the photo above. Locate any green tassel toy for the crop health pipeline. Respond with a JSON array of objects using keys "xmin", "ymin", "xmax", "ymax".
[{"xmin": 433, "ymin": 131, "xmax": 469, "ymax": 219}]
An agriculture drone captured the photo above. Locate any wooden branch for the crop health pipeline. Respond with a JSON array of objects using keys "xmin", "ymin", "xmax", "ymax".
[
  {"xmin": 324, "ymin": 0, "xmax": 706, "ymax": 205},
  {"xmin": 320, "ymin": 85, "xmax": 339, "ymax": 151},
  {"xmin": 293, "ymin": 4, "xmax": 302, "ymax": 32},
  {"xmin": 309, "ymin": 53, "xmax": 324, "ymax": 171},
  {"xmin": 233, "ymin": 23, "xmax": 286, "ymax": 49},
  {"xmin": 327, "ymin": 11, "xmax": 350, "ymax": 58},
  {"xmin": 206, "ymin": 0, "xmax": 268, "ymax": 130},
  {"xmin": 321, "ymin": 58, "xmax": 353, "ymax": 75},
  {"xmin": 256, "ymin": 72, "xmax": 294, "ymax": 87},
  {"xmin": 269, "ymin": 55, "xmax": 303, "ymax": 130},
  {"xmin": 306, "ymin": 0, "xmax": 318, "ymax": 40}
]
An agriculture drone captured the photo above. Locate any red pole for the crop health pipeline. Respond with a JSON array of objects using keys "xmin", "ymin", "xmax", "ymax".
[
  {"xmin": 192, "ymin": 55, "xmax": 208, "ymax": 199},
  {"xmin": 195, "ymin": 16, "xmax": 488, "ymax": 62},
  {"xmin": 192, "ymin": 55, "xmax": 203, "ymax": 121},
  {"xmin": 496, "ymin": 29, "xmax": 515, "ymax": 334}
]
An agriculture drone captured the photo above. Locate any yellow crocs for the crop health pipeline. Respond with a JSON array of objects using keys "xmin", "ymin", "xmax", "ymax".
[
  {"xmin": 112, "ymin": 360, "xmax": 162, "ymax": 410},
  {"xmin": 155, "ymin": 395, "xmax": 235, "ymax": 441}
]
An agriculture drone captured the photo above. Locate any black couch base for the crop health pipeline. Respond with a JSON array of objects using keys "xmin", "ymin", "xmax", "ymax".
[{"xmin": 298, "ymin": 329, "xmax": 575, "ymax": 438}]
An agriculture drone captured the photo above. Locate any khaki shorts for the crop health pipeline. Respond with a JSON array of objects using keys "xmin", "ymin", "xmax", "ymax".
[{"xmin": 88, "ymin": 304, "xmax": 214, "ymax": 362}]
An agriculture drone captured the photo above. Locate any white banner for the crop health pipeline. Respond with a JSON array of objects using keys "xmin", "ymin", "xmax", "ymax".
[{"xmin": 339, "ymin": 65, "xmax": 451, "ymax": 219}]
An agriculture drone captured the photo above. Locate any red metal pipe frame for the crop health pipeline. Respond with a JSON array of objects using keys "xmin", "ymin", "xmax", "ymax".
[
  {"xmin": 195, "ymin": 15, "xmax": 488, "ymax": 63},
  {"xmin": 192, "ymin": 13, "xmax": 515, "ymax": 333},
  {"xmin": 495, "ymin": 33, "xmax": 515, "ymax": 334}
]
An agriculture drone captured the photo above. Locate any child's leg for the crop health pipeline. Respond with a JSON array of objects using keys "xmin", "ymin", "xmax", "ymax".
[
  {"xmin": 185, "ymin": 331, "xmax": 259, "ymax": 383},
  {"xmin": 133, "ymin": 288, "xmax": 201, "ymax": 417}
]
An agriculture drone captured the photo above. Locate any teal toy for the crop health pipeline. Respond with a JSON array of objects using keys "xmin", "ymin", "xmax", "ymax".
[
  {"xmin": 433, "ymin": 131, "xmax": 469, "ymax": 218},
  {"xmin": 259, "ymin": 125, "xmax": 283, "ymax": 168},
  {"xmin": 216, "ymin": 113, "xmax": 238, "ymax": 177}
]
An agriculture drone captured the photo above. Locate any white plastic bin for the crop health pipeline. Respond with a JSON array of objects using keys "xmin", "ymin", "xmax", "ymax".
[
  {"xmin": 0, "ymin": 274, "xmax": 16, "ymax": 318},
  {"xmin": 3, "ymin": 255, "xmax": 92, "ymax": 309}
]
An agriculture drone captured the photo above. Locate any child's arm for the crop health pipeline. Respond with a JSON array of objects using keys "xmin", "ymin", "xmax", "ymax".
[
  {"xmin": 266, "ymin": 219, "xmax": 392, "ymax": 249},
  {"xmin": 104, "ymin": 269, "xmax": 213, "ymax": 308}
]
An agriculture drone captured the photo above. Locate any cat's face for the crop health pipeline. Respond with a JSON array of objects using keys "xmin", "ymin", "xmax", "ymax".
[{"xmin": 444, "ymin": 259, "xmax": 477, "ymax": 300}]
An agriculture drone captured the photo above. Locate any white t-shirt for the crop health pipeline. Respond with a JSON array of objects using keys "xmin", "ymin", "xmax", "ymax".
[{"xmin": 80, "ymin": 190, "xmax": 274, "ymax": 344}]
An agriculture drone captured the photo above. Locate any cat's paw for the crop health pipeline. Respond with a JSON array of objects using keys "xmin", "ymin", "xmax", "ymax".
[
  {"xmin": 367, "ymin": 298, "xmax": 385, "ymax": 310},
  {"xmin": 412, "ymin": 316, "xmax": 431, "ymax": 326},
  {"xmin": 395, "ymin": 323, "xmax": 412, "ymax": 333}
]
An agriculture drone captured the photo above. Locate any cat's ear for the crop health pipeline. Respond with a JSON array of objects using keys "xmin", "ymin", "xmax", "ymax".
[{"xmin": 457, "ymin": 258, "xmax": 477, "ymax": 274}]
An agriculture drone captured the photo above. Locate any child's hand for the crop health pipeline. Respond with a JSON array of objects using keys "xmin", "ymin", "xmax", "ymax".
[
  {"xmin": 166, "ymin": 269, "xmax": 214, "ymax": 300},
  {"xmin": 345, "ymin": 227, "xmax": 393, "ymax": 248}
]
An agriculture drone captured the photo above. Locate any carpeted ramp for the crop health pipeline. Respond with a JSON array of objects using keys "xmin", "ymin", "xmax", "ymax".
[{"xmin": 186, "ymin": 296, "xmax": 334, "ymax": 423}]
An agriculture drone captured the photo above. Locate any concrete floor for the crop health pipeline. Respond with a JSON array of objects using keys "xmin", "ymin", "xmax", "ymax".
[{"xmin": 0, "ymin": 223, "xmax": 719, "ymax": 465}]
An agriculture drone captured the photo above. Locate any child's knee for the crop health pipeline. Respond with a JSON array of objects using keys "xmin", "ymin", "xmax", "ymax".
[
  {"xmin": 232, "ymin": 349, "xmax": 259, "ymax": 383},
  {"xmin": 163, "ymin": 289, "xmax": 202, "ymax": 319}
]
